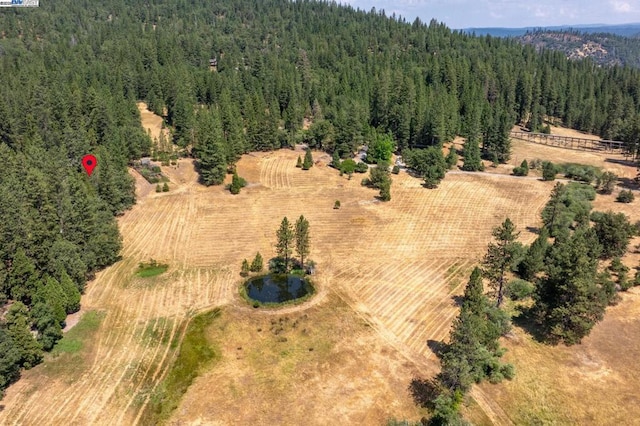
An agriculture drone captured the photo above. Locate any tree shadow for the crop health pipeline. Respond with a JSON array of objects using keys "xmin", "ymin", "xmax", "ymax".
[
  {"xmin": 451, "ymin": 294, "xmax": 464, "ymax": 307},
  {"xmin": 427, "ymin": 339, "xmax": 446, "ymax": 358},
  {"xmin": 617, "ymin": 176, "xmax": 640, "ymax": 191},
  {"xmin": 512, "ymin": 305, "xmax": 547, "ymax": 343},
  {"xmin": 526, "ymin": 226, "xmax": 540, "ymax": 235},
  {"xmin": 604, "ymin": 157, "xmax": 637, "ymax": 168},
  {"xmin": 408, "ymin": 377, "xmax": 440, "ymax": 409}
]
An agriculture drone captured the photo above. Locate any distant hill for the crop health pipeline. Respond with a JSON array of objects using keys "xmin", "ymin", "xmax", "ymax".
[
  {"xmin": 463, "ymin": 23, "xmax": 640, "ymax": 38},
  {"xmin": 515, "ymin": 30, "xmax": 640, "ymax": 68}
]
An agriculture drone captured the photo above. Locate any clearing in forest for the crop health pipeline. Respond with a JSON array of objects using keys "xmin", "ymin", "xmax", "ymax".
[{"xmin": 2, "ymin": 127, "xmax": 640, "ymax": 425}]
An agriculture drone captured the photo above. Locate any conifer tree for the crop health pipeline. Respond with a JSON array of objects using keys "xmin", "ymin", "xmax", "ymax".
[
  {"xmin": 483, "ymin": 218, "xmax": 520, "ymax": 307},
  {"xmin": 276, "ymin": 217, "xmax": 294, "ymax": 271},
  {"xmin": 302, "ymin": 149, "xmax": 313, "ymax": 170},
  {"xmin": 518, "ymin": 227, "xmax": 549, "ymax": 281},
  {"xmin": 241, "ymin": 259, "xmax": 250, "ymax": 276},
  {"xmin": 461, "ymin": 136, "xmax": 483, "ymax": 171},
  {"xmin": 533, "ymin": 227, "xmax": 608, "ymax": 344},
  {"xmin": 296, "ymin": 155, "xmax": 303, "ymax": 168},
  {"xmin": 294, "ymin": 215, "xmax": 310, "ymax": 268},
  {"xmin": 250, "ymin": 252, "xmax": 263, "ymax": 272}
]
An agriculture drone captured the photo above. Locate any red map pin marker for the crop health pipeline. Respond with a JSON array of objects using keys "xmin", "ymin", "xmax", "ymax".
[{"xmin": 82, "ymin": 154, "xmax": 97, "ymax": 176}]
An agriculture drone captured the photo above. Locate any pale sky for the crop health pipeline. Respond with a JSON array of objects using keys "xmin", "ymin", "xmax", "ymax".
[{"xmin": 339, "ymin": 0, "xmax": 640, "ymax": 29}]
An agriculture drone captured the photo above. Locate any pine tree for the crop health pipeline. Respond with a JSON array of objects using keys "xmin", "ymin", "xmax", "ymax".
[
  {"xmin": 541, "ymin": 182, "xmax": 568, "ymax": 236},
  {"xmin": 241, "ymin": 259, "xmax": 250, "ymax": 276},
  {"xmin": 302, "ymin": 149, "xmax": 313, "ymax": 170},
  {"xmin": 461, "ymin": 136, "xmax": 483, "ymax": 171},
  {"xmin": 250, "ymin": 252, "xmax": 263, "ymax": 272},
  {"xmin": 518, "ymin": 227, "xmax": 549, "ymax": 281},
  {"xmin": 198, "ymin": 140, "xmax": 227, "ymax": 186},
  {"xmin": 533, "ymin": 227, "xmax": 607, "ymax": 344},
  {"xmin": 276, "ymin": 217, "xmax": 294, "ymax": 272},
  {"xmin": 295, "ymin": 215, "xmax": 310, "ymax": 268},
  {"xmin": 483, "ymin": 218, "xmax": 520, "ymax": 307}
]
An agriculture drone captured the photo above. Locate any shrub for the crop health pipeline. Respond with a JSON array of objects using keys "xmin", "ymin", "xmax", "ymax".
[
  {"xmin": 229, "ymin": 172, "xmax": 247, "ymax": 194},
  {"xmin": 162, "ymin": 182, "xmax": 169, "ymax": 192},
  {"xmin": 333, "ymin": 200, "xmax": 341, "ymax": 209},
  {"xmin": 617, "ymin": 190, "xmax": 635, "ymax": 203},
  {"xmin": 597, "ymin": 171, "xmax": 617, "ymax": 193},
  {"xmin": 542, "ymin": 161, "xmax": 556, "ymax": 181},
  {"xmin": 392, "ymin": 165, "xmax": 400, "ymax": 174},
  {"xmin": 513, "ymin": 159, "xmax": 529, "ymax": 176},
  {"xmin": 340, "ymin": 158, "xmax": 357, "ymax": 177},
  {"xmin": 507, "ymin": 279, "xmax": 535, "ymax": 300},
  {"xmin": 296, "ymin": 156, "xmax": 303, "ymax": 168},
  {"xmin": 529, "ymin": 158, "xmax": 543, "ymax": 170},
  {"xmin": 355, "ymin": 162, "xmax": 369, "ymax": 173},
  {"xmin": 156, "ymin": 184, "xmax": 162, "ymax": 192}
]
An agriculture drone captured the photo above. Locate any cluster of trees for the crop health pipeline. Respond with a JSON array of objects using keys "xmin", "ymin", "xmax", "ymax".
[
  {"xmin": 362, "ymin": 162, "xmax": 392, "ymax": 201},
  {"xmin": 0, "ymin": 0, "xmax": 151, "ymax": 395},
  {"xmin": 426, "ymin": 198, "xmax": 638, "ymax": 421},
  {"xmin": 420, "ymin": 221, "xmax": 517, "ymax": 424},
  {"xmin": 274, "ymin": 216, "xmax": 311, "ymax": 273},
  {"xmin": 241, "ymin": 252, "xmax": 263, "ymax": 276},
  {"xmin": 296, "ymin": 149, "xmax": 314, "ymax": 170},
  {"xmin": 6, "ymin": 0, "xmax": 639, "ymax": 187}
]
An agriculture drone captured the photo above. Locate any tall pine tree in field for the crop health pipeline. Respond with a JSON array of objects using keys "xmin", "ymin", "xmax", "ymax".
[
  {"xmin": 483, "ymin": 218, "xmax": 520, "ymax": 307},
  {"xmin": 276, "ymin": 217, "xmax": 294, "ymax": 272},
  {"xmin": 294, "ymin": 215, "xmax": 310, "ymax": 268}
]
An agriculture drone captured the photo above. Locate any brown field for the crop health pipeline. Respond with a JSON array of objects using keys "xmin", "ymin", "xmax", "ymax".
[
  {"xmin": 2, "ymin": 125, "xmax": 640, "ymax": 425},
  {"xmin": 137, "ymin": 102, "xmax": 169, "ymax": 145}
]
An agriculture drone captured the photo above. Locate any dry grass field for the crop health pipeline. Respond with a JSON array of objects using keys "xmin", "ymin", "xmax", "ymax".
[{"xmin": 2, "ymin": 114, "xmax": 640, "ymax": 425}]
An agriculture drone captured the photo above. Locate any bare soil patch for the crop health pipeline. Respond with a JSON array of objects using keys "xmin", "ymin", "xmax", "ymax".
[{"xmin": 137, "ymin": 102, "xmax": 168, "ymax": 144}]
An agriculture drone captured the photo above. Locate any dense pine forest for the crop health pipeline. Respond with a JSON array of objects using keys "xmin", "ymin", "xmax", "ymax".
[{"xmin": 3, "ymin": 0, "xmax": 640, "ymax": 399}]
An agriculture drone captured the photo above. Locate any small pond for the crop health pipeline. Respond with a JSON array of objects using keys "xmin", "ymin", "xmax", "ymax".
[{"xmin": 245, "ymin": 274, "xmax": 314, "ymax": 304}]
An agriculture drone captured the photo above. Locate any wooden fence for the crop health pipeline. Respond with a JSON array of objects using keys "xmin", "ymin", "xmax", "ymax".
[{"xmin": 510, "ymin": 131, "xmax": 626, "ymax": 154}]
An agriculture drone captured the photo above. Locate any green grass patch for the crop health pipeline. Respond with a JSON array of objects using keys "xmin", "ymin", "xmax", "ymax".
[
  {"xmin": 136, "ymin": 259, "xmax": 169, "ymax": 278},
  {"xmin": 52, "ymin": 311, "xmax": 105, "ymax": 356},
  {"xmin": 142, "ymin": 308, "xmax": 222, "ymax": 424}
]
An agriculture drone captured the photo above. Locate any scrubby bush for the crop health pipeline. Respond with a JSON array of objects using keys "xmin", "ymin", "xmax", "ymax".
[
  {"xmin": 229, "ymin": 172, "xmax": 247, "ymax": 194},
  {"xmin": 542, "ymin": 161, "xmax": 556, "ymax": 181},
  {"xmin": 529, "ymin": 158, "xmax": 543, "ymax": 170},
  {"xmin": 617, "ymin": 190, "xmax": 635, "ymax": 203},
  {"xmin": 561, "ymin": 163, "xmax": 601, "ymax": 184},
  {"xmin": 507, "ymin": 279, "xmax": 535, "ymax": 300},
  {"xmin": 513, "ymin": 159, "xmax": 529, "ymax": 176},
  {"xmin": 392, "ymin": 165, "xmax": 400, "ymax": 174},
  {"xmin": 162, "ymin": 182, "xmax": 169, "ymax": 192},
  {"xmin": 333, "ymin": 200, "xmax": 341, "ymax": 209},
  {"xmin": 355, "ymin": 162, "xmax": 369, "ymax": 173},
  {"xmin": 597, "ymin": 171, "xmax": 617, "ymax": 193}
]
